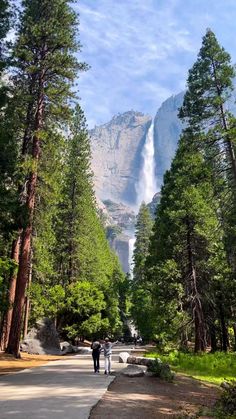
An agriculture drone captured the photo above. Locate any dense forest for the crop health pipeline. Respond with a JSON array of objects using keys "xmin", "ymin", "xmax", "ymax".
[
  {"xmin": 0, "ymin": 0, "xmax": 126, "ymax": 358},
  {"xmin": 132, "ymin": 29, "xmax": 236, "ymax": 353}
]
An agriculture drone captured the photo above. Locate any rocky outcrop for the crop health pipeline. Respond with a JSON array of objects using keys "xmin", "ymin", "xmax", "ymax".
[
  {"xmin": 111, "ymin": 233, "xmax": 130, "ymax": 273},
  {"xmin": 90, "ymin": 111, "xmax": 151, "ymax": 206},
  {"xmin": 103, "ymin": 200, "xmax": 136, "ymax": 230},
  {"xmin": 147, "ymin": 192, "xmax": 161, "ymax": 218},
  {"xmin": 20, "ymin": 318, "xmax": 61, "ymax": 355}
]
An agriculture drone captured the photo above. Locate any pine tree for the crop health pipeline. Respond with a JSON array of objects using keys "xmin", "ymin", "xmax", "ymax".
[
  {"xmin": 133, "ymin": 202, "xmax": 153, "ymax": 284},
  {"xmin": 131, "ymin": 203, "xmax": 155, "ymax": 340},
  {"xmin": 147, "ymin": 131, "xmax": 230, "ymax": 351},
  {"xmin": 178, "ymin": 29, "xmax": 236, "ymax": 347},
  {"xmin": 0, "ymin": 0, "xmax": 20, "ymax": 351},
  {"xmin": 179, "ymin": 29, "xmax": 236, "ymax": 183},
  {"xmin": 6, "ymin": 0, "xmax": 87, "ymax": 357}
]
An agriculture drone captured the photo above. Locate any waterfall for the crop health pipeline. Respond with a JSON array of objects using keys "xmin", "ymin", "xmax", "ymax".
[
  {"xmin": 136, "ymin": 121, "xmax": 156, "ymax": 207},
  {"xmin": 128, "ymin": 120, "xmax": 157, "ymax": 274},
  {"xmin": 128, "ymin": 237, "xmax": 136, "ymax": 273}
]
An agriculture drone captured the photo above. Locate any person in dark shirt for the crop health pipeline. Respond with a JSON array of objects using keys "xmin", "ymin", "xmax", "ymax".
[{"xmin": 91, "ymin": 339, "xmax": 101, "ymax": 373}]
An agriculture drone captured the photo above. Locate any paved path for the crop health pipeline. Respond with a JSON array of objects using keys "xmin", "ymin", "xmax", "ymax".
[{"xmin": 0, "ymin": 347, "xmax": 130, "ymax": 419}]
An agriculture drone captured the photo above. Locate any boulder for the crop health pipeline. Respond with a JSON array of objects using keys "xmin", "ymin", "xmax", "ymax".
[
  {"xmin": 76, "ymin": 347, "xmax": 91, "ymax": 354},
  {"xmin": 127, "ymin": 356, "xmax": 156, "ymax": 367},
  {"xmin": 60, "ymin": 341, "xmax": 74, "ymax": 354},
  {"xmin": 119, "ymin": 352, "xmax": 130, "ymax": 363},
  {"xmin": 60, "ymin": 342, "xmax": 91, "ymax": 355},
  {"xmin": 20, "ymin": 318, "xmax": 61, "ymax": 355},
  {"xmin": 122, "ymin": 365, "xmax": 145, "ymax": 377}
]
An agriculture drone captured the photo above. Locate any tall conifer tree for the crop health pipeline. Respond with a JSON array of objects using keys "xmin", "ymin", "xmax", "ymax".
[{"xmin": 7, "ymin": 0, "xmax": 87, "ymax": 357}]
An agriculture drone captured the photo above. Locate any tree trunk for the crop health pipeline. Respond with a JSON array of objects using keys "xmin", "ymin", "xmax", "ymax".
[
  {"xmin": 6, "ymin": 72, "xmax": 44, "ymax": 357},
  {"xmin": 233, "ymin": 323, "xmax": 236, "ymax": 351},
  {"xmin": 209, "ymin": 323, "xmax": 217, "ymax": 352},
  {"xmin": 219, "ymin": 303, "xmax": 229, "ymax": 351},
  {"xmin": 0, "ymin": 235, "xmax": 21, "ymax": 350},
  {"xmin": 23, "ymin": 254, "xmax": 32, "ymax": 339},
  {"xmin": 68, "ymin": 179, "xmax": 76, "ymax": 282},
  {"xmin": 186, "ymin": 217, "xmax": 207, "ymax": 352}
]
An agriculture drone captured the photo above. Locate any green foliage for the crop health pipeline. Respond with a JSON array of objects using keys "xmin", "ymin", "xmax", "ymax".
[
  {"xmin": 62, "ymin": 280, "xmax": 122, "ymax": 338},
  {"xmin": 0, "ymin": 257, "xmax": 17, "ymax": 312},
  {"xmin": 133, "ymin": 202, "xmax": 153, "ymax": 284},
  {"xmin": 146, "ymin": 351, "xmax": 236, "ymax": 385},
  {"xmin": 147, "ymin": 358, "xmax": 175, "ymax": 382},
  {"xmin": 130, "ymin": 202, "xmax": 154, "ymax": 339},
  {"xmin": 216, "ymin": 380, "xmax": 236, "ymax": 417},
  {"xmin": 0, "ymin": 0, "xmax": 10, "ymax": 74},
  {"xmin": 106, "ymin": 225, "xmax": 122, "ymax": 241},
  {"xmin": 29, "ymin": 283, "xmax": 65, "ymax": 325}
]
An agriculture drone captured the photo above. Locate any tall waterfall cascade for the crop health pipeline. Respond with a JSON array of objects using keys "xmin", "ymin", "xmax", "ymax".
[
  {"xmin": 128, "ymin": 237, "xmax": 136, "ymax": 273},
  {"xmin": 129, "ymin": 120, "xmax": 157, "ymax": 272},
  {"xmin": 136, "ymin": 121, "xmax": 157, "ymax": 207}
]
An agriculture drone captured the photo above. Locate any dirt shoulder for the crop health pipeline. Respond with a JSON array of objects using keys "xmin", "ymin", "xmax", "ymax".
[
  {"xmin": 90, "ymin": 372, "xmax": 220, "ymax": 418},
  {"xmin": 0, "ymin": 351, "xmax": 66, "ymax": 375}
]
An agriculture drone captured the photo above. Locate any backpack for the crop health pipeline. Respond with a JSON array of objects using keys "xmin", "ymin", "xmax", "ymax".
[{"xmin": 92, "ymin": 341, "xmax": 100, "ymax": 350}]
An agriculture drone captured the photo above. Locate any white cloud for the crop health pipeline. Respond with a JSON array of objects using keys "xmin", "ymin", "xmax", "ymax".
[{"xmin": 74, "ymin": 0, "xmax": 236, "ymax": 127}]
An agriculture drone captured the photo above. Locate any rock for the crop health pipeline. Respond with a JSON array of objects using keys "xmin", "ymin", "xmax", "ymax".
[
  {"xmin": 20, "ymin": 318, "xmax": 61, "ymax": 355},
  {"xmin": 154, "ymin": 92, "xmax": 184, "ymax": 187},
  {"xmin": 76, "ymin": 347, "xmax": 91, "ymax": 354},
  {"xmin": 122, "ymin": 365, "xmax": 145, "ymax": 377},
  {"xmin": 60, "ymin": 341, "xmax": 73, "ymax": 353},
  {"xmin": 127, "ymin": 356, "xmax": 156, "ymax": 367},
  {"xmin": 119, "ymin": 352, "xmax": 130, "ymax": 363},
  {"xmin": 147, "ymin": 192, "xmax": 161, "ymax": 218}
]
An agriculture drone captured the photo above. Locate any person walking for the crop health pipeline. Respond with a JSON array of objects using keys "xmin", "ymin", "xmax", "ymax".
[
  {"xmin": 102, "ymin": 337, "xmax": 118, "ymax": 375},
  {"xmin": 91, "ymin": 339, "xmax": 101, "ymax": 373}
]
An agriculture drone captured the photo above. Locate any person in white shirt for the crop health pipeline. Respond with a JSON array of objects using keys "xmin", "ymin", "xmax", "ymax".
[{"xmin": 101, "ymin": 337, "xmax": 118, "ymax": 375}]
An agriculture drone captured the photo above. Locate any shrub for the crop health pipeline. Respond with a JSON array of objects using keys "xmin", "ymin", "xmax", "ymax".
[
  {"xmin": 147, "ymin": 358, "xmax": 175, "ymax": 382},
  {"xmin": 215, "ymin": 380, "xmax": 236, "ymax": 417}
]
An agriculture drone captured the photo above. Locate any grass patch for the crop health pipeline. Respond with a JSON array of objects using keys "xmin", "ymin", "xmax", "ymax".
[{"xmin": 145, "ymin": 350, "xmax": 236, "ymax": 385}]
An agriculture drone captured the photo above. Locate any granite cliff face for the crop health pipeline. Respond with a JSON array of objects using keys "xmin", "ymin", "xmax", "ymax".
[
  {"xmin": 154, "ymin": 92, "xmax": 184, "ymax": 188},
  {"xmin": 90, "ymin": 111, "xmax": 152, "ymax": 206}
]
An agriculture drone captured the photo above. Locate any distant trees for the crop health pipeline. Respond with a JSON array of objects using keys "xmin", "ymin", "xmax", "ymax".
[{"xmin": 131, "ymin": 203, "xmax": 154, "ymax": 340}]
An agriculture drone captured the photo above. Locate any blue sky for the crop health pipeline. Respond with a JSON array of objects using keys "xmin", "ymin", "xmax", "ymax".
[{"xmin": 74, "ymin": 0, "xmax": 236, "ymax": 128}]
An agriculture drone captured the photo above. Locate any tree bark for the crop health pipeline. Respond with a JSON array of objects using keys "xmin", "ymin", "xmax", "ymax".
[
  {"xmin": 232, "ymin": 323, "xmax": 236, "ymax": 351},
  {"xmin": 0, "ymin": 235, "xmax": 21, "ymax": 350},
  {"xmin": 186, "ymin": 217, "xmax": 207, "ymax": 352},
  {"xmin": 219, "ymin": 303, "xmax": 229, "ymax": 351},
  {"xmin": 23, "ymin": 253, "xmax": 32, "ymax": 339},
  {"xmin": 209, "ymin": 322, "xmax": 217, "ymax": 352}
]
